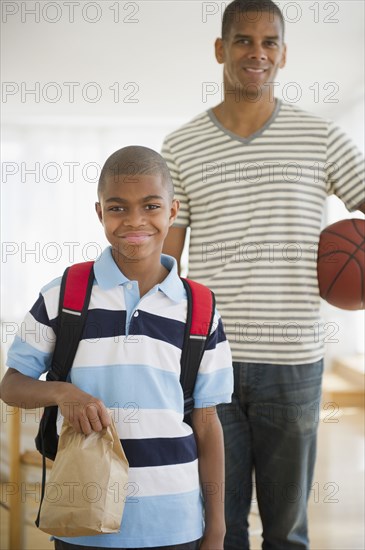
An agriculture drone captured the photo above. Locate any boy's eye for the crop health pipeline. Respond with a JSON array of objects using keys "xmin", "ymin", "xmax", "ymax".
[
  {"xmin": 109, "ymin": 206, "xmax": 125, "ymax": 212},
  {"xmin": 145, "ymin": 204, "xmax": 160, "ymax": 210}
]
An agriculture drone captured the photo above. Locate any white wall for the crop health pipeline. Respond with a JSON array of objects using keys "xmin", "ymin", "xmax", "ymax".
[{"xmin": 1, "ymin": 0, "xmax": 364, "ymax": 361}]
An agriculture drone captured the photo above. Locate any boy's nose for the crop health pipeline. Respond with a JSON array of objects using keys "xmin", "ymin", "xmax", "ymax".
[{"xmin": 124, "ymin": 208, "xmax": 146, "ymax": 227}]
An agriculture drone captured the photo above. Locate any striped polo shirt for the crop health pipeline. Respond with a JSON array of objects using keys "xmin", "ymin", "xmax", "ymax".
[
  {"xmin": 6, "ymin": 249, "xmax": 233, "ymax": 548},
  {"xmin": 162, "ymin": 100, "xmax": 365, "ymax": 365}
]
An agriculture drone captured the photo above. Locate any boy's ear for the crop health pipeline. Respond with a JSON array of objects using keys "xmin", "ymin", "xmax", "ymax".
[
  {"xmin": 95, "ymin": 202, "xmax": 103, "ymax": 224},
  {"xmin": 169, "ymin": 199, "xmax": 179, "ymax": 226}
]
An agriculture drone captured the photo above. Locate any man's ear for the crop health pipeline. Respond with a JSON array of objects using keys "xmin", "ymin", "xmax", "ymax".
[
  {"xmin": 95, "ymin": 202, "xmax": 103, "ymax": 224},
  {"xmin": 215, "ymin": 38, "xmax": 225, "ymax": 64},
  {"xmin": 279, "ymin": 43, "xmax": 287, "ymax": 69}
]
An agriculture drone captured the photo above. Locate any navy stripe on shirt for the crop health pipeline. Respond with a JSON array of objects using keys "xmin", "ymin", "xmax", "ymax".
[
  {"xmin": 122, "ymin": 433, "xmax": 197, "ymax": 467},
  {"xmin": 73, "ymin": 309, "xmax": 186, "ymax": 348},
  {"xmin": 30, "ymin": 294, "xmax": 51, "ymax": 327},
  {"xmin": 81, "ymin": 309, "xmax": 127, "ymax": 339},
  {"xmin": 31, "ymin": 295, "xmax": 227, "ymax": 355},
  {"xmin": 129, "ymin": 311, "xmax": 185, "ymax": 349},
  {"xmin": 205, "ymin": 318, "xmax": 227, "ymax": 350}
]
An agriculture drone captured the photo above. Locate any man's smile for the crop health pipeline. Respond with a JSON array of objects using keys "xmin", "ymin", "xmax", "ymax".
[{"xmin": 243, "ymin": 66, "xmax": 268, "ymax": 73}]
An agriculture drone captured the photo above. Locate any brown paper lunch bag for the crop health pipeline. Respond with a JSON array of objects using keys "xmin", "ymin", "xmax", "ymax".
[{"xmin": 37, "ymin": 415, "xmax": 129, "ymax": 537}]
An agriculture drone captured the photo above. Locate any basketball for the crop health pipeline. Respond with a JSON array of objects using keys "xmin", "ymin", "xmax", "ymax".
[{"xmin": 317, "ymin": 218, "xmax": 365, "ymax": 310}]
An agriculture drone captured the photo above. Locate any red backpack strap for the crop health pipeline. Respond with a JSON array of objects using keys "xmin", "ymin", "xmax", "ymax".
[
  {"xmin": 62, "ymin": 260, "xmax": 95, "ymax": 314},
  {"xmin": 180, "ymin": 278, "xmax": 216, "ymax": 419},
  {"xmin": 47, "ymin": 260, "xmax": 95, "ymax": 382}
]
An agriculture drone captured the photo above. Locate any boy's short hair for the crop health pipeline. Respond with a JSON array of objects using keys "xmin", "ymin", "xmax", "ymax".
[
  {"xmin": 222, "ymin": 0, "xmax": 285, "ymax": 40},
  {"xmin": 98, "ymin": 145, "xmax": 174, "ymax": 200}
]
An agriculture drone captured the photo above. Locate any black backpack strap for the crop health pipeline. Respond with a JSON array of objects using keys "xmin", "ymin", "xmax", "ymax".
[
  {"xmin": 35, "ymin": 261, "xmax": 94, "ymax": 527},
  {"xmin": 180, "ymin": 278, "xmax": 216, "ymax": 419}
]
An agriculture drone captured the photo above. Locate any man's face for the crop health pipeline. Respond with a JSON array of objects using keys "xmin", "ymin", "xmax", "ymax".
[
  {"xmin": 215, "ymin": 11, "xmax": 286, "ymax": 99},
  {"xmin": 95, "ymin": 174, "xmax": 178, "ymax": 265}
]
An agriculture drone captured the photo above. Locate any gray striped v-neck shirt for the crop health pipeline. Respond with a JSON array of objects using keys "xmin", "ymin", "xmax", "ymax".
[{"xmin": 162, "ymin": 101, "xmax": 364, "ymax": 365}]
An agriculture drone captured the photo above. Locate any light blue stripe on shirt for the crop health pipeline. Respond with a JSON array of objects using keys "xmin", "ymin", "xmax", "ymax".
[
  {"xmin": 57, "ymin": 489, "xmax": 204, "ymax": 548},
  {"xmin": 7, "ymin": 336, "xmax": 52, "ymax": 377},
  {"xmin": 70, "ymin": 364, "xmax": 184, "ymax": 412},
  {"xmin": 193, "ymin": 368, "xmax": 234, "ymax": 407}
]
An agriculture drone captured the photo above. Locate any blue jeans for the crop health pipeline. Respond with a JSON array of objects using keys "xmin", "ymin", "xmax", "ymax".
[{"xmin": 217, "ymin": 360, "xmax": 324, "ymax": 550}]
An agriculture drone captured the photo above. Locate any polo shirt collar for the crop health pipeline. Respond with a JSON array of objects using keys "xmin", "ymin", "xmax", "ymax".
[{"xmin": 93, "ymin": 247, "xmax": 185, "ymax": 303}]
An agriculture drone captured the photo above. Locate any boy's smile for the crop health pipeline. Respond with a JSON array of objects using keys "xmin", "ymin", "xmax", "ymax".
[{"xmin": 95, "ymin": 173, "xmax": 179, "ymax": 275}]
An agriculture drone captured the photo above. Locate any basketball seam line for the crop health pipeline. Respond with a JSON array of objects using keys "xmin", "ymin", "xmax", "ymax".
[{"xmin": 321, "ymin": 242, "xmax": 364, "ymax": 304}]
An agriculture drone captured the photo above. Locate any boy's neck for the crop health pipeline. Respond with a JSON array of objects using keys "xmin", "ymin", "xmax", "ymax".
[
  {"xmin": 212, "ymin": 95, "xmax": 277, "ymax": 138},
  {"xmin": 112, "ymin": 251, "xmax": 169, "ymax": 297}
]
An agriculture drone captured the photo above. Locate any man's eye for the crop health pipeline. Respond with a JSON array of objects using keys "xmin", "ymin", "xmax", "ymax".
[
  {"xmin": 145, "ymin": 204, "xmax": 160, "ymax": 210},
  {"xmin": 109, "ymin": 206, "xmax": 125, "ymax": 212}
]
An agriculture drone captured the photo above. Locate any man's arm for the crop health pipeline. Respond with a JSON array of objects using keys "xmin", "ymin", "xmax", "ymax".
[
  {"xmin": 162, "ymin": 226, "xmax": 187, "ymax": 274},
  {"xmin": 192, "ymin": 406, "xmax": 225, "ymax": 549},
  {"xmin": 0, "ymin": 368, "xmax": 111, "ymax": 434}
]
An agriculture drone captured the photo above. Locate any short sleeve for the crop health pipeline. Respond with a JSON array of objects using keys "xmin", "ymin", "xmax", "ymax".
[
  {"xmin": 326, "ymin": 122, "xmax": 365, "ymax": 211},
  {"xmin": 192, "ymin": 310, "xmax": 233, "ymax": 408},
  {"xmin": 161, "ymin": 138, "xmax": 190, "ymax": 228},
  {"xmin": 6, "ymin": 278, "xmax": 61, "ymax": 379}
]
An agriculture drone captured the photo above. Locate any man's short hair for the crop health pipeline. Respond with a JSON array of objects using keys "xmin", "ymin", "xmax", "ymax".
[
  {"xmin": 98, "ymin": 145, "xmax": 174, "ymax": 200},
  {"xmin": 222, "ymin": 0, "xmax": 285, "ymax": 40}
]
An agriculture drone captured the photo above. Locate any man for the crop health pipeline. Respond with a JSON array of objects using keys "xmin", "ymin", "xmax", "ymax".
[{"xmin": 162, "ymin": 1, "xmax": 365, "ymax": 548}]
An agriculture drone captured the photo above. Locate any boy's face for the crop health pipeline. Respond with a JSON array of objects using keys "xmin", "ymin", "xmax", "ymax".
[
  {"xmin": 215, "ymin": 11, "xmax": 286, "ymax": 98},
  {"xmin": 95, "ymin": 174, "xmax": 179, "ymax": 265}
]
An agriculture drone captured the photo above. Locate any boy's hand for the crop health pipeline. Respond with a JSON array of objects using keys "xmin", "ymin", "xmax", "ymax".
[
  {"xmin": 200, "ymin": 531, "xmax": 225, "ymax": 550},
  {"xmin": 57, "ymin": 384, "xmax": 111, "ymax": 435}
]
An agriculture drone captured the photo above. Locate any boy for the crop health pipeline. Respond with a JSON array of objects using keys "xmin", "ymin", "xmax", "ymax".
[{"xmin": 0, "ymin": 146, "xmax": 234, "ymax": 550}]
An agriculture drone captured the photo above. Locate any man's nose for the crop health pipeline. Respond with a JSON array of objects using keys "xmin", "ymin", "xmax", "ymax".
[{"xmin": 248, "ymin": 42, "xmax": 268, "ymax": 61}]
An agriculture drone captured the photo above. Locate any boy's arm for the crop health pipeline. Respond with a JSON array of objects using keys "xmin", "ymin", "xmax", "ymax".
[
  {"xmin": 192, "ymin": 406, "xmax": 225, "ymax": 549},
  {"xmin": 0, "ymin": 368, "xmax": 111, "ymax": 434}
]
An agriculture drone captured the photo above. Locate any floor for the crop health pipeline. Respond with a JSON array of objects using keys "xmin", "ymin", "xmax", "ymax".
[{"xmin": 1, "ymin": 407, "xmax": 364, "ymax": 550}]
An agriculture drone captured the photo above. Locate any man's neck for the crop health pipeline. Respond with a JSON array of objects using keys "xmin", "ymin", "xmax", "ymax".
[{"xmin": 212, "ymin": 95, "xmax": 277, "ymax": 138}]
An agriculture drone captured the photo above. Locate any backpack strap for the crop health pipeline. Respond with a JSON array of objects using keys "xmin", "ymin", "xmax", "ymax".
[
  {"xmin": 35, "ymin": 261, "xmax": 94, "ymax": 527},
  {"xmin": 180, "ymin": 278, "xmax": 216, "ymax": 418},
  {"xmin": 47, "ymin": 260, "xmax": 95, "ymax": 382}
]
